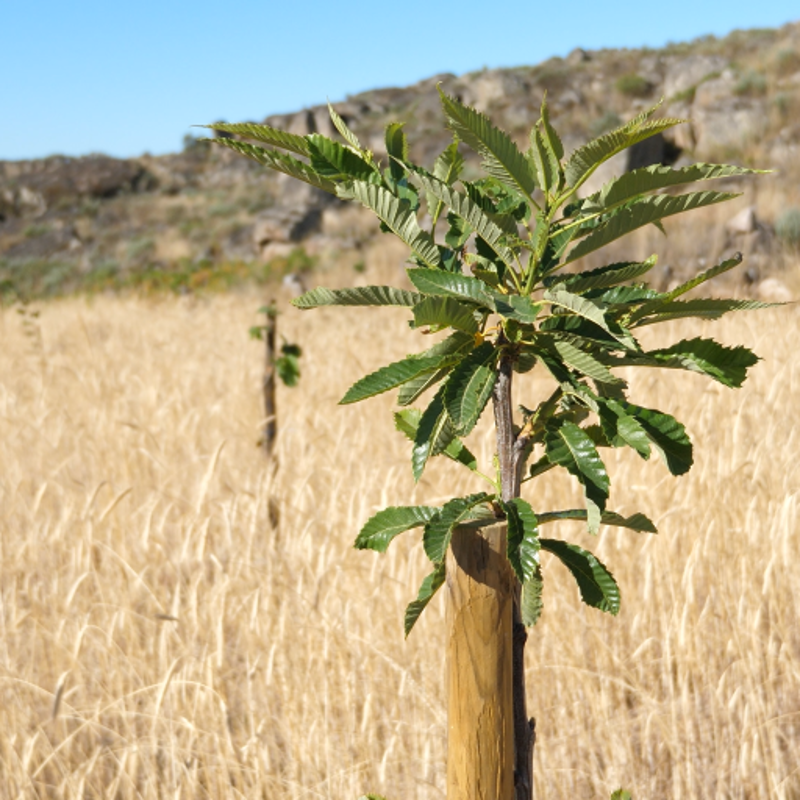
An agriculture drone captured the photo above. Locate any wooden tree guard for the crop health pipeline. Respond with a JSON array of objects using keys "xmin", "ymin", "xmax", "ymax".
[{"xmin": 446, "ymin": 522, "xmax": 515, "ymax": 800}]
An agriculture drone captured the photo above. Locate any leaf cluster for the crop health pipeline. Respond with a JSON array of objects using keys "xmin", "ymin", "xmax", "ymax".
[{"xmin": 208, "ymin": 95, "xmax": 770, "ymax": 633}]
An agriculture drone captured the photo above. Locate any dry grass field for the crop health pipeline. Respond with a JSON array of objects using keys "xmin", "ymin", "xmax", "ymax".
[{"xmin": 1, "ymin": 271, "xmax": 799, "ymax": 798}]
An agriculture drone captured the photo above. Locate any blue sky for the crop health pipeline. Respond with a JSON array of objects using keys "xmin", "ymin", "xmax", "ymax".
[{"xmin": 2, "ymin": 1, "xmax": 798, "ymax": 161}]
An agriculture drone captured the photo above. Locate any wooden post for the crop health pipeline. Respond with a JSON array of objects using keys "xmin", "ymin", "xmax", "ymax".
[{"xmin": 446, "ymin": 522, "xmax": 515, "ymax": 800}]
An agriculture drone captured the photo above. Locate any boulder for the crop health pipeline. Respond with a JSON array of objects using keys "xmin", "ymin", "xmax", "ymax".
[
  {"xmin": 691, "ymin": 73, "xmax": 767, "ymax": 158},
  {"xmin": 727, "ymin": 205, "xmax": 759, "ymax": 235},
  {"xmin": 663, "ymin": 54, "xmax": 728, "ymax": 99}
]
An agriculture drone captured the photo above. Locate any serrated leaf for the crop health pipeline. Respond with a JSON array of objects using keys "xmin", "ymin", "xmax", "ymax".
[
  {"xmin": 545, "ymin": 422, "xmax": 610, "ymax": 533},
  {"xmin": 423, "ymin": 493, "xmax": 491, "ymax": 563},
  {"xmin": 493, "ymin": 294, "xmax": 542, "ymax": 323},
  {"xmin": 521, "ymin": 566, "xmax": 544, "ymax": 626},
  {"xmin": 645, "ymin": 337, "xmax": 759, "ymax": 388},
  {"xmin": 292, "ymin": 285, "xmax": 422, "ymax": 309},
  {"xmin": 531, "ymin": 127, "xmax": 560, "ymax": 196},
  {"xmin": 545, "ymin": 256, "xmax": 658, "ymax": 293},
  {"xmin": 385, "ymin": 122, "xmax": 408, "ymax": 181},
  {"xmin": 307, "ymin": 134, "xmax": 377, "ymax": 181},
  {"xmin": 566, "ymin": 191, "xmax": 738, "ymax": 264},
  {"xmin": 397, "ymin": 332, "xmax": 474, "ymax": 406},
  {"xmin": 537, "ymin": 509, "xmax": 657, "ymax": 533},
  {"xmin": 395, "ymin": 409, "xmax": 478, "ymax": 471},
  {"xmin": 439, "ymin": 89, "xmax": 537, "ymax": 198},
  {"xmin": 502, "ymin": 497, "xmax": 540, "ymax": 582},
  {"xmin": 412, "ymin": 296, "xmax": 480, "ymax": 334},
  {"xmin": 343, "ymin": 182, "xmax": 441, "ymax": 268},
  {"xmin": 662, "ymin": 253, "xmax": 742, "ymax": 300},
  {"xmin": 631, "ymin": 298, "xmax": 775, "ymax": 326},
  {"xmin": 548, "ymin": 338, "xmax": 623, "ymax": 385},
  {"xmin": 327, "ymin": 102, "xmax": 363, "ymax": 152},
  {"xmin": 340, "ymin": 352, "xmax": 460, "ymax": 405},
  {"xmin": 433, "ymin": 140, "xmax": 465, "ymax": 184},
  {"xmin": 208, "ymin": 138, "xmax": 337, "ymax": 193},
  {"xmin": 355, "ymin": 506, "xmax": 439, "ymax": 552},
  {"xmin": 564, "ymin": 105, "xmax": 683, "ymax": 190},
  {"xmin": 408, "ymin": 268, "xmax": 495, "ymax": 307},
  {"xmin": 540, "ymin": 539, "xmax": 620, "ymax": 614},
  {"xmin": 405, "ymin": 562, "xmax": 446, "ymax": 636},
  {"xmin": 201, "ymin": 122, "xmax": 310, "ymax": 156},
  {"xmin": 543, "ymin": 288, "xmax": 636, "ymax": 349},
  {"xmin": 412, "ymin": 385, "xmax": 458, "ymax": 481},
  {"xmin": 596, "ymin": 396, "xmax": 652, "ymax": 457},
  {"xmin": 583, "ymin": 162, "xmax": 766, "ymax": 214},
  {"xmin": 414, "ymin": 173, "xmax": 519, "ymax": 268},
  {"xmin": 444, "ymin": 342, "xmax": 497, "ymax": 435},
  {"xmin": 620, "ymin": 402, "xmax": 692, "ymax": 475}
]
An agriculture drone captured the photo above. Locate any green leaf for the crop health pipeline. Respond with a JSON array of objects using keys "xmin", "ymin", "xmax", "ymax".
[
  {"xmin": 200, "ymin": 122, "xmax": 310, "ymax": 156},
  {"xmin": 644, "ymin": 337, "xmax": 759, "ymax": 388},
  {"xmin": 414, "ymin": 173, "xmax": 519, "ymax": 268},
  {"xmin": 493, "ymin": 294, "xmax": 542, "ymax": 323},
  {"xmin": 412, "ymin": 296, "xmax": 480, "ymax": 334},
  {"xmin": 545, "ymin": 422, "xmax": 610, "ymax": 533},
  {"xmin": 397, "ymin": 332, "xmax": 475, "ymax": 406},
  {"xmin": 439, "ymin": 89, "xmax": 537, "ymax": 198},
  {"xmin": 621, "ymin": 402, "xmax": 692, "ymax": 475},
  {"xmin": 545, "ymin": 256, "xmax": 658, "ymax": 293},
  {"xmin": 564, "ymin": 105, "xmax": 683, "ymax": 190},
  {"xmin": 433, "ymin": 140, "xmax": 465, "ymax": 184},
  {"xmin": 543, "ymin": 288, "xmax": 636, "ymax": 349},
  {"xmin": 631, "ymin": 297, "xmax": 774, "ymax": 326},
  {"xmin": 394, "ymin": 408, "xmax": 478, "ymax": 471},
  {"xmin": 307, "ymin": 134, "xmax": 377, "ymax": 181},
  {"xmin": 583, "ymin": 162, "xmax": 765, "ymax": 214},
  {"xmin": 530, "ymin": 98, "xmax": 564, "ymax": 196},
  {"xmin": 503, "ymin": 497, "xmax": 540, "ymax": 582},
  {"xmin": 662, "ymin": 253, "xmax": 742, "ymax": 300},
  {"xmin": 542, "ymin": 337, "xmax": 623, "ymax": 385},
  {"xmin": 343, "ymin": 182, "xmax": 441, "ymax": 268},
  {"xmin": 355, "ymin": 505, "xmax": 439, "ymax": 552},
  {"xmin": 540, "ymin": 539, "xmax": 620, "ymax": 614},
  {"xmin": 208, "ymin": 138, "xmax": 337, "ymax": 193},
  {"xmin": 327, "ymin": 102, "xmax": 364, "ymax": 152},
  {"xmin": 385, "ymin": 122, "xmax": 409, "ymax": 181},
  {"xmin": 566, "ymin": 191, "xmax": 738, "ymax": 264},
  {"xmin": 404, "ymin": 562, "xmax": 446, "ymax": 636},
  {"xmin": 340, "ymin": 352, "xmax": 460, "ymax": 405},
  {"xmin": 610, "ymin": 789, "xmax": 632, "ymax": 800},
  {"xmin": 423, "ymin": 493, "xmax": 491, "ymax": 563},
  {"xmin": 275, "ymin": 349, "xmax": 301, "ymax": 387},
  {"xmin": 537, "ymin": 509, "xmax": 657, "ymax": 533},
  {"xmin": 408, "ymin": 268, "xmax": 495, "ymax": 307},
  {"xmin": 597, "ymin": 397, "xmax": 652, "ymax": 458},
  {"xmin": 444, "ymin": 342, "xmax": 497, "ymax": 435},
  {"xmin": 412, "ymin": 385, "xmax": 458, "ymax": 481},
  {"xmin": 521, "ymin": 566, "xmax": 544, "ymax": 626},
  {"xmin": 292, "ymin": 285, "xmax": 422, "ymax": 309}
]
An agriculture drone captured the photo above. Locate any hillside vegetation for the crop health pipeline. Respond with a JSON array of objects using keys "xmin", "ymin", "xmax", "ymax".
[
  {"xmin": 1, "ymin": 22, "xmax": 800, "ymax": 301},
  {"xmin": 0, "ymin": 279, "xmax": 798, "ymax": 798}
]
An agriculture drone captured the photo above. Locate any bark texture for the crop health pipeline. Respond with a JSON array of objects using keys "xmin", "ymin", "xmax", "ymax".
[{"xmin": 492, "ymin": 352, "xmax": 535, "ymax": 800}]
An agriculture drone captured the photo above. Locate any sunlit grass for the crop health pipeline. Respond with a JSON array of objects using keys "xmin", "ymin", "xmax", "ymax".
[{"xmin": 0, "ymin": 285, "xmax": 798, "ymax": 798}]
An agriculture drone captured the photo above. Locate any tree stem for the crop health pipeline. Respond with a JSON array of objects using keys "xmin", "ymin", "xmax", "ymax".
[{"xmin": 493, "ymin": 351, "xmax": 535, "ymax": 800}]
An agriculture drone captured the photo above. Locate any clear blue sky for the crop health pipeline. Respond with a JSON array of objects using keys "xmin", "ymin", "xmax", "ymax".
[{"xmin": 2, "ymin": 1, "xmax": 798, "ymax": 161}]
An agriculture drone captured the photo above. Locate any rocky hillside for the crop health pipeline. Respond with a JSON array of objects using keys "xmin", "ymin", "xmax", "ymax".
[{"xmin": 2, "ymin": 21, "xmax": 799, "ymax": 301}]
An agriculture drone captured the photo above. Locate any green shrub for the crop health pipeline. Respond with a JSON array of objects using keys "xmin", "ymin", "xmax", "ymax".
[
  {"xmin": 775, "ymin": 208, "xmax": 800, "ymax": 247},
  {"xmin": 734, "ymin": 70, "xmax": 767, "ymax": 97},
  {"xmin": 615, "ymin": 74, "xmax": 651, "ymax": 97}
]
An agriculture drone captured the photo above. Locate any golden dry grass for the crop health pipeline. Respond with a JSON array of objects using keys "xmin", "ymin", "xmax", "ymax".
[{"xmin": 1, "ymin": 281, "xmax": 799, "ymax": 799}]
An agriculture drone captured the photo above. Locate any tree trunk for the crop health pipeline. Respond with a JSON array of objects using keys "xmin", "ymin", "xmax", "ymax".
[
  {"xmin": 446, "ymin": 522, "xmax": 515, "ymax": 800},
  {"xmin": 492, "ymin": 353, "xmax": 535, "ymax": 800}
]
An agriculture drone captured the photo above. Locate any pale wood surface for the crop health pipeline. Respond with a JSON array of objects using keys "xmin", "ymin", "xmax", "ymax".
[{"xmin": 446, "ymin": 523, "xmax": 514, "ymax": 800}]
